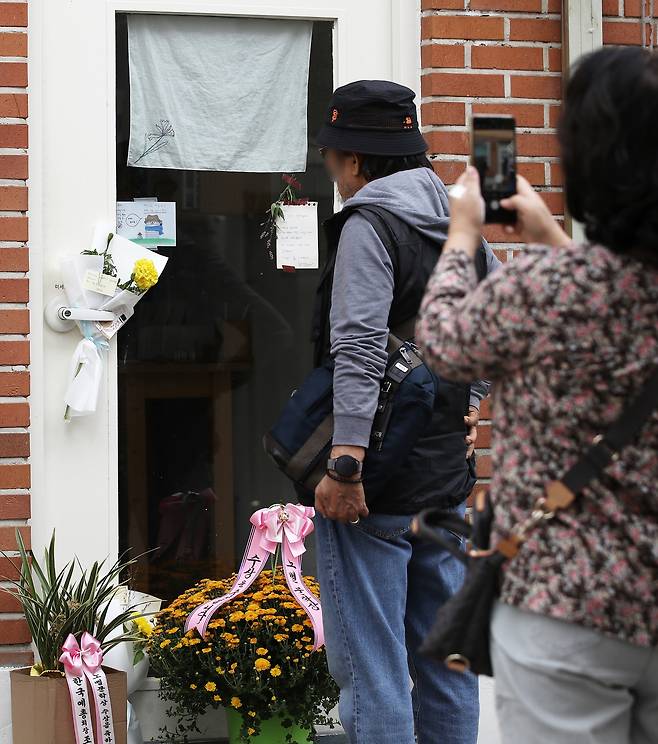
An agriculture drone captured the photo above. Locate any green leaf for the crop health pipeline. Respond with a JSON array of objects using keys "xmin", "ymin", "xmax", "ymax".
[{"xmin": 1, "ymin": 530, "xmax": 143, "ymax": 671}]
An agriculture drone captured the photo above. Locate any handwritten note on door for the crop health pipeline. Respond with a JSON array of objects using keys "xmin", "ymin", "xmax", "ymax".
[{"xmin": 276, "ymin": 202, "xmax": 319, "ymax": 270}]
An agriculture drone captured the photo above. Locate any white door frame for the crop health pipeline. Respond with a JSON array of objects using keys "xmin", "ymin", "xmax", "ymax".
[
  {"xmin": 29, "ymin": 0, "xmax": 421, "ymax": 568},
  {"xmin": 561, "ymin": 0, "xmax": 602, "ymax": 241}
]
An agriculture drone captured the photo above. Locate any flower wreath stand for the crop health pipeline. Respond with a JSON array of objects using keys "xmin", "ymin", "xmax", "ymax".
[{"xmin": 149, "ymin": 504, "xmax": 339, "ymax": 744}]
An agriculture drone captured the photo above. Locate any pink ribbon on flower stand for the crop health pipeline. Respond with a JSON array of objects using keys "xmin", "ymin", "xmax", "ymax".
[
  {"xmin": 186, "ymin": 503, "xmax": 325, "ymax": 649},
  {"xmin": 59, "ymin": 632, "xmax": 116, "ymax": 744}
]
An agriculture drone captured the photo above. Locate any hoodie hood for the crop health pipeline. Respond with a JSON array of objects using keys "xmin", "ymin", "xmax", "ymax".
[{"xmin": 342, "ymin": 167, "xmax": 452, "ymax": 244}]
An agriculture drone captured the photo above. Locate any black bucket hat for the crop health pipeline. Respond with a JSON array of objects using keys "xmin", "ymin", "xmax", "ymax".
[{"xmin": 316, "ymin": 80, "xmax": 428, "ymax": 157}]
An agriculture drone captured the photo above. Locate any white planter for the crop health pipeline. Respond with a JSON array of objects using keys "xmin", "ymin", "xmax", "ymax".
[
  {"xmin": 130, "ymin": 676, "xmax": 343, "ymax": 743},
  {"xmin": 131, "ymin": 677, "xmax": 227, "ymax": 742},
  {"xmin": 103, "ymin": 642, "xmax": 150, "ymax": 697}
]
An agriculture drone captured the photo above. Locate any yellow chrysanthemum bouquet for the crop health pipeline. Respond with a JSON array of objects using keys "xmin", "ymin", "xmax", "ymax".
[
  {"xmin": 148, "ymin": 570, "xmax": 338, "ymax": 743},
  {"xmin": 119, "ymin": 257, "xmax": 160, "ymax": 295}
]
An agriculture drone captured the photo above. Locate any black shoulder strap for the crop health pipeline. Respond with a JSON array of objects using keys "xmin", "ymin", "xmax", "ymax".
[
  {"xmin": 546, "ymin": 365, "xmax": 658, "ymax": 511},
  {"xmin": 355, "ymin": 204, "xmax": 489, "ymax": 282}
]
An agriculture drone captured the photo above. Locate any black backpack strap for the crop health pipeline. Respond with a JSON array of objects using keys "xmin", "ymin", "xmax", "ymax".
[{"xmin": 354, "ymin": 204, "xmax": 489, "ymax": 283}]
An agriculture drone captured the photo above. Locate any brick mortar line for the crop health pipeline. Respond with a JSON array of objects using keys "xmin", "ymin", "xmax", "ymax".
[
  {"xmin": 421, "ymin": 39, "xmax": 562, "ymax": 47},
  {"xmin": 424, "ymin": 125, "xmax": 561, "ymax": 134},
  {"xmin": 421, "ymin": 11, "xmax": 561, "ymax": 20},
  {"xmin": 421, "ymin": 94, "xmax": 562, "ymax": 103},
  {"xmin": 421, "ymin": 95, "xmax": 562, "ymax": 104},
  {"xmin": 602, "ymin": 16, "xmax": 652, "ymax": 23},
  {"xmin": 422, "ymin": 67, "xmax": 561, "ymax": 76},
  {"xmin": 0, "ymin": 644, "xmax": 32, "ymax": 654},
  {"xmin": 0, "ymin": 89, "xmax": 27, "ymax": 95},
  {"xmin": 421, "ymin": 38, "xmax": 561, "ymax": 46},
  {"xmin": 429, "ymin": 153, "xmax": 561, "ymax": 162}
]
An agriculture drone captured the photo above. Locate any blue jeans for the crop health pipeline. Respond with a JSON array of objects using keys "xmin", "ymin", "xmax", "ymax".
[{"xmin": 315, "ymin": 509, "xmax": 479, "ymax": 744}]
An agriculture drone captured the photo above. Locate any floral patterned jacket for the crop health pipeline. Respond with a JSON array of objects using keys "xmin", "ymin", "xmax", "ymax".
[{"xmin": 416, "ymin": 243, "xmax": 658, "ymax": 647}]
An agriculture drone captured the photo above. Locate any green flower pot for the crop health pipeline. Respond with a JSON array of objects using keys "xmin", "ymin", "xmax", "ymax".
[{"xmin": 225, "ymin": 707, "xmax": 312, "ymax": 744}]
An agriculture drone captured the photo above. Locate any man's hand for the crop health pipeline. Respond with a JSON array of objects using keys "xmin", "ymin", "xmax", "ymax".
[
  {"xmin": 464, "ymin": 406, "xmax": 480, "ymax": 458},
  {"xmin": 315, "ymin": 476, "xmax": 369, "ymax": 523},
  {"xmin": 315, "ymin": 444, "xmax": 369, "ymax": 523}
]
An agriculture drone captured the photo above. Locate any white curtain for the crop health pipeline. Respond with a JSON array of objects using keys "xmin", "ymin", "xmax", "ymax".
[{"xmin": 127, "ymin": 14, "xmax": 313, "ymax": 172}]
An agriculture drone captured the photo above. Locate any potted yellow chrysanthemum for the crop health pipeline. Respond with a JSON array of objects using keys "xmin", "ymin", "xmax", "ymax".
[{"xmin": 148, "ymin": 570, "xmax": 338, "ymax": 743}]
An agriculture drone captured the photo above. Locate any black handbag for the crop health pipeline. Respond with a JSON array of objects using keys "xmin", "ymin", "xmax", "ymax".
[{"xmin": 412, "ymin": 365, "xmax": 658, "ymax": 677}]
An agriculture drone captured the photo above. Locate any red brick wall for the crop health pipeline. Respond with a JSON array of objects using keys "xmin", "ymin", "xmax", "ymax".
[
  {"xmin": 604, "ymin": 1, "xmax": 657, "ymax": 46},
  {"xmin": 421, "ymin": 0, "xmax": 564, "ymax": 485},
  {"xmin": 420, "ymin": 1, "xmax": 655, "ymax": 487},
  {"xmin": 0, "ymin": 0, "xmax": 30, "ymax": 667}
]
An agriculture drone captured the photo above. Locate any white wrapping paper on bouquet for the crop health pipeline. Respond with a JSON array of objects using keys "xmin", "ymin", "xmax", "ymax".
[
  {"xmin": 63, "ymin": 225, "xmax": 168, "ymax": 420},
  {"xmin": 65, "ymin": 339, "xmax": 105, "ymax": 416}
]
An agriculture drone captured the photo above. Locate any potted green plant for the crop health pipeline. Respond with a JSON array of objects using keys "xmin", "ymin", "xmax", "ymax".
[
  {"xmin": 1, "ymin": 530, "xmax": 144, "ymax": 744},
  {"xmin": 149, "ymin": 568, "xmax": 339, "ymax": 743}
]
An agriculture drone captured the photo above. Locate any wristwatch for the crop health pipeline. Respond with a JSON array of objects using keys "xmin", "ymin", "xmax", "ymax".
[{"xmin": 327, "ymin": 454, "xmax": 363, "ymax": 480}]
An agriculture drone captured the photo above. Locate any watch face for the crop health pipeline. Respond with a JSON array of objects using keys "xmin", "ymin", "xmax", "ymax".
[{"xmin": 335, "ymin": 455, "xmax": 358, "ymax": 477}]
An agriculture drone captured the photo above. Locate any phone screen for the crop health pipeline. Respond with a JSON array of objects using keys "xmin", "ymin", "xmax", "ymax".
[{"xmin": 471, "ymin": 115, "xmax": 517, "ymax": 224}]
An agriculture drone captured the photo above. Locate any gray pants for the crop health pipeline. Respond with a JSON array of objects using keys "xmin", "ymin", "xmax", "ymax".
[{"xmin": 491, "ymin": 601, "xmax": 658, "ymax": 744}]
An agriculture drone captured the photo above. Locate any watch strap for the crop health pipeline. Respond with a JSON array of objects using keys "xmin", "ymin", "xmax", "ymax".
[{"xmin": 327, "ymin": 455, "xmax": 363, "ymax": 476}]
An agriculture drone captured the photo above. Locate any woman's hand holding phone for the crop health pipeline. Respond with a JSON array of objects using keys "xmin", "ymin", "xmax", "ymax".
[
  {"xmin": 500, "ymin": 176, "xmax": 571, "ymax": 247},
  {"xmin": 444, "ymin": 166, "xmax": 486, "ymax": 258},
  {"xmin": 446, "ymin": 168, "xmax": 572, "ymax": 254}
]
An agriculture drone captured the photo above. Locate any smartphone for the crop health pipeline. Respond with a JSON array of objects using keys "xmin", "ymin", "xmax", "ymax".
[{"xmin": 471, "ymin": 115, "xmax": 517, "ymax": 224}]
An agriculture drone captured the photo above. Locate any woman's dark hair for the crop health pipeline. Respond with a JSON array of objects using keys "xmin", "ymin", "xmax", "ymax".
[
  {"xmin": 335, "ymin": 151, "xmax": 433, "ymax": 181},
  {"xmin": 559, "ymin": 46, "xmax": 658, "ymax": 264}
]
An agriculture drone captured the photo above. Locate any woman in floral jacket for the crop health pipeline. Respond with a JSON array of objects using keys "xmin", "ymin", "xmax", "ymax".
[{"xmin": 416, "ymin": 46, "xmax": 658, "ymax": 744}]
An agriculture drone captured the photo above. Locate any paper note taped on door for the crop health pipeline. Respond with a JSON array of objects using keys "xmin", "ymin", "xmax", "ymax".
[{"xmin": 276, "ymin": 202, "xmax": 319, "ymax": 270}]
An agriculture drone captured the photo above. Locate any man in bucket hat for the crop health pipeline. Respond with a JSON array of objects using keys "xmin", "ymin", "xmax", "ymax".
[{"xmin": 308, "ymin": 80, "xmax": 500, "ymax": 743}]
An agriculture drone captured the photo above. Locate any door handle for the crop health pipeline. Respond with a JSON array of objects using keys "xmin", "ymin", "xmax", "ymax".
[
  {"xmin": 58, "ymin": 307, "xmax": 115, "ymax": 322},
  {"xmin": 45, "ymin": 296, "xmax": 116, "ymax": 333}
]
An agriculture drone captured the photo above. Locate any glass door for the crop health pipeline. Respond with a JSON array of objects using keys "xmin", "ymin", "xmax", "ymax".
[{"xmin": 115, "ymin": 15, "xmax": 334, "ymax": 601}]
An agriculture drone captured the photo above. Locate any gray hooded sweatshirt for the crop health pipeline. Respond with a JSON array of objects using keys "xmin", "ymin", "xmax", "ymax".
[{"xmin": 329, "ymin": 167, "xmax": 500, "ymax": 447}]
